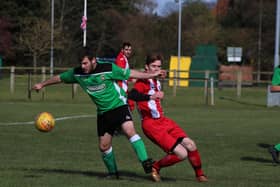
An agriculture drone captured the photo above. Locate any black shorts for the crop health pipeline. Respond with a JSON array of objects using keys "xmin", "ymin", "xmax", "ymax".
[{"xmin": 97, "ymin": 105, "xmax": 133, "ymax": 136}]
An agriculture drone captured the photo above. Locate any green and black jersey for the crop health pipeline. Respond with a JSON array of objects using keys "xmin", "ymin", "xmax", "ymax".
[
  {"xmin": 60, "ymin": 62, "xmax": 130, "ymax": 114},
  {"xmin": 272, "ymin": 67, "xmax": 280, "ymax": 86}
]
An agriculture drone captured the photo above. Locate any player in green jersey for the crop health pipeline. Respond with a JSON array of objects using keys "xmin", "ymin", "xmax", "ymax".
[
  {"xmin": 270, "ymin": 65, "xmax": 280, "ymax": 92},
  {"xmin": 32, "ymin": 48, "xmax": 165, "ymax": 179},
  {"xmin": 268, "ymin": 66, "xmax": 280, "ymax": 163},
  {"xmin": 269, "ymin": 144, "xmax": 280, "ymax": 164}
]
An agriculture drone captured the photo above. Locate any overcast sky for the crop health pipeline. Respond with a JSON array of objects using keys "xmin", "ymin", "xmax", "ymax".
[{"xmin": 153, "ymin": 0, "xmax": 217, "ymax": 16}]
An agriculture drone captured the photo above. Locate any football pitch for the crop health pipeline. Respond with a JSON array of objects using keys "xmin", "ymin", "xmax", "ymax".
[{"xmin": 0, "ymin": 85, "xmax": 280, "ymax": 187}]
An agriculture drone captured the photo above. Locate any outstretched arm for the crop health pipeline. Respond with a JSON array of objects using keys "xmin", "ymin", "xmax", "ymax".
[
  {"xmin": 129, "ymin": 69, "xmax": 166, "ymax": 79},
  {"xmin": 128, "ymin": 89, "xmax": 164, "ymax": 101},
  {"xmin": 32, "ymin": 75, "xmax": 62, "ymax": 91}
]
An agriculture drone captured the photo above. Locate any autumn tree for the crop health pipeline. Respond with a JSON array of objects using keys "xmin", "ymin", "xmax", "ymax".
[
  {"xmin": 0, "ymin": 18, "xmax": 13, "ymax": 63},
  {"xmin": 181, "ymin": 1, "xmax": 220, "ymax": 56},
  {"xmin": 19, "ymin": 17, "xmax": 63, "ymax": 72},
  {"xmin": 215, "ymin": 0, "xmax": 276, "ymax": 69}
]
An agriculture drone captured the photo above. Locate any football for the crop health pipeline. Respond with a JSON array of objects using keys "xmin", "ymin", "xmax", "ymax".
[{"xmin": 35, "ymin": 112, "xmax": 55, "ymax": 132}]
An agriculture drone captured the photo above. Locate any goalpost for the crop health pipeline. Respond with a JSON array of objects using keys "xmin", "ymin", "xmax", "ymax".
[{"xmin": 81, "ymin": 0, "xmax": 87, "ymax": 47}]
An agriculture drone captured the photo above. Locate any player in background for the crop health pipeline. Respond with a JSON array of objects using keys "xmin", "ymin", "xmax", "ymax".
[
  {"xmin": 115, "ymin": 42, "xmax": 135, "ymax": 110},
  {"xmin": 269, "ymin": 144, "xmax": 280, "ymax": 164},
  {"xmin": 32, "ymin": 48, "xmax": 165, "ymax": 179},
  {"xmin": 268, "ymin": 66, "xmax": 280, "ymax": 164},
  {"xmin": 130, "ymin": 53, "xmax": 208, "ymax": 182},
  {"xmin": 270, "ymin": 65, "xmax": 280, "ymax": 92}
]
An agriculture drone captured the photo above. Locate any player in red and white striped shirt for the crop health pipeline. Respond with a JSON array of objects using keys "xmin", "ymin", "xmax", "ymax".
[
  {"xmin": 132, "ymin": 54, "xmax": 208, "ymax": 182},
  {"xmin": 115, "ymin": 42, "xmax": 135, "ymax": 110}
]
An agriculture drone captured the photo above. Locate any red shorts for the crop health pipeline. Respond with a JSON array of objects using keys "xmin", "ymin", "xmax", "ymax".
[{"xmin": 142, "ymin": 116, "xmax": 187, "ymax": 153}]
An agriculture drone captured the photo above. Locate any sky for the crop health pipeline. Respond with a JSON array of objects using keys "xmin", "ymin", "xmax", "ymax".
[{"xmin": 153, "ymin": 0, "xmax": 217, "ymax": 16}]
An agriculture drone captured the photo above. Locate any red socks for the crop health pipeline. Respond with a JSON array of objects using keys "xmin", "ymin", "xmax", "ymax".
[
  {"xmin": 153, "ymin": 150, "xmax": 204, "ymax": 177},
  {"xmin": 188, "ymin": 150, "xmax": 204, "ymax": 177},
  {"xmin": 153, "ymin": 154, "xmax": 182, "ymax": 171}
]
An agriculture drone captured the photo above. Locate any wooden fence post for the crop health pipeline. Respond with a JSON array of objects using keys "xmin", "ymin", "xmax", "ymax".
[
  {"xmin": 41, "ymin": 67, "xmax": 46, "ymax": 100},
  {"xmin": 237, "ymin": 70, "xmax": 242, "ymax": 97},
  {"xmin": 10, "ymin": 66, "xmax": 15, "ymax": 94},
  {"xmin": 72, "ymin": 84, "xmax": 78, "ymax": 99},
  {"xmin": 27, "ymin": 71, "xmax": 32, "ymax": 100},
  {"xmin": 172, "ymin": 69, "xmax": 177, "ymax": 97},
  {"xmin": 210, "ymin": 77, "xmax": 215, "ymax": 106},
  {"xmin": 204, "ymin": 70, "xmax": 210, "ymax": 105}
]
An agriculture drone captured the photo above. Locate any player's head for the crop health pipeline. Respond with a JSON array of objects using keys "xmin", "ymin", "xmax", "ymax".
[
  {"xmin": 121, "ymin": 42, "xmax": 132, "ymax": 58},
  {"xmin": 145, "ymin": 53, "xmax": 162, "ymax": 73},
  {"xmin": 78, "ymin": 47, "xmax": 96, "ymax": 73},
  {"xmin": 78, "ymin": 47, "xmax": 95, "ymax": 61}
]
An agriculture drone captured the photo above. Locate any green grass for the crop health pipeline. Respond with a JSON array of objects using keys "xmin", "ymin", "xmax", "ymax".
[{"xmin": 1, "ymin": 81, "xmax": 280, "ymax": 186}]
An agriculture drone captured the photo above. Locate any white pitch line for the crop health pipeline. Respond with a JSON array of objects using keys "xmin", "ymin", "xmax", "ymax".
[{"xmin": 0, "ymin": 114, "xmax": 96, "ymax": 126}]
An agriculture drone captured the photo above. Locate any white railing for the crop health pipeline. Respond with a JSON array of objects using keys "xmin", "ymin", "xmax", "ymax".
[{"xmin": 0, "ymin": 66, "xmax": 273, "ymax": 105}]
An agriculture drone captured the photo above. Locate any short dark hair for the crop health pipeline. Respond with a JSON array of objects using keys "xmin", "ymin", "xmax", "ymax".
[
  {"xmin": 122, "ymin": 42, "xmax": 131, "ymax": 49},
  {"xmin": 145, "ymin": 53, "xmax": 163, "ymax": 65},
  {"xmin": 78, "ymin": 47, "xmax": 95, "ymax": 61}
]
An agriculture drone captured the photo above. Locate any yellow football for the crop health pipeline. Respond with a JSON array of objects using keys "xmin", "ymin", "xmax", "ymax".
[{"xmin": 35, "ymin": 112, "xmax": 55, "ymax": 132}]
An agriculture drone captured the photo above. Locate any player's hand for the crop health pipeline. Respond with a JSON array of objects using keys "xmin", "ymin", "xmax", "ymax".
[
  {"xmin": 32, "ymin": 83, "xmax": 43, "ymax": 92},
  {"xmin": 158, "ymin": 70, "xmax": 167, "ymax": 79},
  {"xmin": 150, "ymin": 91, "xmax": 164, "ymax": 100},
  {"xmin": 150, "ymin": 69, "xmax": 166, "ymax": 79}
]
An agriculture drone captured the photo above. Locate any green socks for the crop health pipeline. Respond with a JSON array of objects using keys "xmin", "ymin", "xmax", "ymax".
[
  {"xmin": 102, "ymin": 147, "xmax": 118, "ymax": 174},
  {"xmin": 130, "ymin": 134, "xmax": 148, "ymax": 162},
  {"xmin": 101, "ymin": 135, "xmax": 150, "ymax": 175}
]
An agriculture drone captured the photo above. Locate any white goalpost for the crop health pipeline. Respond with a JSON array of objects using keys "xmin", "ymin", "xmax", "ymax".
[{"xmin": 81, "ymin": 0, "xmax": 87, "ymax": 47}]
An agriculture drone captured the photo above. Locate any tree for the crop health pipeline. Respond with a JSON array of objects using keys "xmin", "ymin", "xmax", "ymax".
[
  {"xmin": 0, "ymin": 18, "xmax": 13, "ymax": 62},
  {"xmin": 182, "ymin": 2, "xmax": 220, "ymax": 56},
  {"xmin": 216, "ymin": 0, "xmax": 276, "ymax": 69},
  {"xmin": 19, "ymin": 17, "xmax": 62, "ymax": 72}
]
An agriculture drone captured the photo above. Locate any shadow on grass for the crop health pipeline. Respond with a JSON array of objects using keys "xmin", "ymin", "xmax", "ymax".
[
  {"xmin": 18, "ymin": 167, "xmax": 176, "ymax": 182},
  {"xmin": 219, "ymin": 96, "xmax": 266, "ymax": 108},
  {"xmin": 240, "ymin": 156, "xmax": 273, "ymax": 164},
  {"xmin": 257, "ymin": 143, "xmax": 271, "ymax": 148},
  {"xmin": 240, "ymin": 143, "xmax": 277, "ymax": 165}
]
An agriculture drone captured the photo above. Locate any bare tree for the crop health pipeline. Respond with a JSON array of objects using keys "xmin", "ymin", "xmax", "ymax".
[
  {"xmin": 0, "ymin": 18, "xmax": 13, "ymax": 61},
  {"xmin": 19, "ymin": 17, "xmax": 62, "ymax": 72}
]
